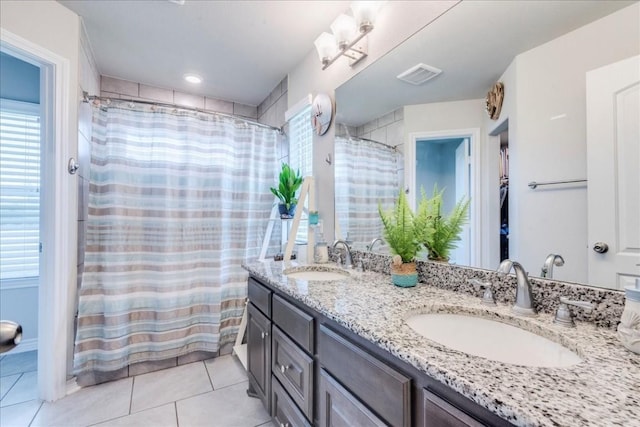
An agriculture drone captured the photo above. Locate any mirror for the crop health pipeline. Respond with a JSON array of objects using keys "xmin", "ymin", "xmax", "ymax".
[{"xmin": 334, "ymin": 0, "xmax": 639, "ymax": 290}]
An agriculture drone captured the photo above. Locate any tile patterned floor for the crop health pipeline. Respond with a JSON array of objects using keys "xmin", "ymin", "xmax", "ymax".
[{"xmin": 0, "ymin": 351, "xmax": 270, "ymax": 427}]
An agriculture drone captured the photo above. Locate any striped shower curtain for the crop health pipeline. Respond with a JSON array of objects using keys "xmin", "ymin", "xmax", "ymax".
[
  {"xmin": 73, "ymin": 104, "xmax": 278, "ymax": 373},
  {"xmin": 334, "ymin": 136, "xmax": 401, "ymax": 243}
]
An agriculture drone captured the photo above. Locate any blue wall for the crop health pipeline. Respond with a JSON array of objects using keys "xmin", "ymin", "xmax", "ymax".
[
  {"xmin": 416, "ymin": 137, "xmax": 465, "ymax": 213},
  {"xmin": 0, "ymin": 52, "xmax": 40, "ymax": 104}
]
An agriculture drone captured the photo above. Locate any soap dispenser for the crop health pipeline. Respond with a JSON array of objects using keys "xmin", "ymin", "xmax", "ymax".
[
  {"xmin": 314, "ymin": 232, "xmax": 329, "ymax": 264},
  {"xmin": 618, "ymin": 277, "xmax": 640, "ymax": 354}
]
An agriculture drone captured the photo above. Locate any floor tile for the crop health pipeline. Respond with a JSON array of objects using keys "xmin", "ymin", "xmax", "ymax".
[
  {"xmin": 204, "ymin": 354, "xmax": 247, "ymax": 390},
  {"xmin": 0, "ymin": 373, "xmax": 21, "ymax": 400},
  {"xmin": 0, "ymin": 351, "xmax": 37, "ymax": 377},
  {"xmin": 31, "ymin": 377, "xmax": 133, "ymax": 427},
  {"xmin": 130, "ymin": 361, "xmax": 212, "ymax": 413},
  {"xmin": 92, "ymin": 402, "xmax": 176, "ymax": 427},
  {"xmin": 1, "ymin": 371, "xmax": 37, "ymax": 406},
  {"xmin": 176, "ymin": 381, "xmax": 269, "ymax": 427},
  {"xmin": 0, "ymin": 399, "xmax": 43, "ymax": 427}
]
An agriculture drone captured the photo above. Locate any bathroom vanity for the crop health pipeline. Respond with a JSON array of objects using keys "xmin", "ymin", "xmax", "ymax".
[{"xmin": 243, "ymin": 260, "xmax": 639, "ymax": 427}]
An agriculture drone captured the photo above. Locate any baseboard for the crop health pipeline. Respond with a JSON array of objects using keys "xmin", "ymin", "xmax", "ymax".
[{"xmin": 5, "ymin": 338, "xmax": 38, "ymax": 354}]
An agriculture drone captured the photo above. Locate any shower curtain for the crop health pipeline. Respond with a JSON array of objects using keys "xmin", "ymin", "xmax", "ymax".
[
  {"xmin": 334, "ymin": 136, "xmax": 401, "ymax": 243},
  {"xmin": 74, "ymin": 104, "xmax": 278, "ymax": 373}
]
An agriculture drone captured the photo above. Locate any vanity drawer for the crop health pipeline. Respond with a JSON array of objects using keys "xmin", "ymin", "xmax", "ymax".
[
  {"xmin": 272, "ymin": 326, "xmax": 314, "ymax": 420},
  {"xmin": 272, "ymin": 294, "xmax": 314, "ymax": 353},
  {"xmin": 422, "ymin": 389, "xmax": 484, "ymax": 427},
  {"xmin": 318, "ymin": 369, "xmax": 386, "ymax": 427},
  {"xmin": 318, "ymin": 325, "xmax": 411, "ymax": 427},
  {"xmin": 272, "ymin": 376, "xmax": 311, "ymax": 427},
  {"xmin": 248, "ymin": 277, "xmax": 272, "ymax": 317}
]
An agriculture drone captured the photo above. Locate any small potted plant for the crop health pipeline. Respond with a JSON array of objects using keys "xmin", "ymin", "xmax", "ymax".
[
  {"xmin": 378, "ymin": 190, "xmax": 422, "ymax": 287},
  {"xmin": 271, "ymin": 163, "xmax": 303, "ymax": 219},
  {"xmin": 415, "ymin": 186, "xmax": 470, "ymax": 262}
]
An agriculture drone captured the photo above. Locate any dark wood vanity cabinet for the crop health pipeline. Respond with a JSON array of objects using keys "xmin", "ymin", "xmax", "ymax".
[
  {"xmin": 247, "ymin": 300, "xmax": 271, "ymax": 409},
  {"xmin": 247, "ymin": 275, "xmax": 512, "ymax": 427}
]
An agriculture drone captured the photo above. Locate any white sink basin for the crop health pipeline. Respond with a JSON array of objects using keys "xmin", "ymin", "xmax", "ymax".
[
  {"xmin": 405, "ymin": 313, "xmax": 582, "ymax": 368},
  {"xmin": 284, "ymin": 266, "xmax": 350, "ymax": 282}
]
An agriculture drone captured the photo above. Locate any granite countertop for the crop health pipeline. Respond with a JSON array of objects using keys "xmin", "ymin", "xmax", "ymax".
[{"xmin": 243, "ymin": 260, "xmax": 640, "ymax": 427}]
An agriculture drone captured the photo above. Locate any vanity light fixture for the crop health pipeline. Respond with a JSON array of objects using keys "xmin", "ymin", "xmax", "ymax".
[
  {"xmin": 184, "ymin": 74, "xmax": 202, "ymax": 84},
  {"xmin": 314, "ymin": 1, "xmax": 385, "ymax": 70}
]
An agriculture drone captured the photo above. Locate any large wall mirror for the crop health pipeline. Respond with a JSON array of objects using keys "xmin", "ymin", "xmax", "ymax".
[{"xmin": 334, "ymin": 0, "xmax": 639, "ymax": 290}]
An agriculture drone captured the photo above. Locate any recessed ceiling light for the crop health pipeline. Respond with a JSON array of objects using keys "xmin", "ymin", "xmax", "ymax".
[{"xmin": 184, "ymin": 74, "xmax": 202, "ymax": 84}]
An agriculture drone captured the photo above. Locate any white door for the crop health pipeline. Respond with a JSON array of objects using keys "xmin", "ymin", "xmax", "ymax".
[
  {"xmin": 453, "ymin": 138, "xmax": 470, "ymax": 265},
  {"xmin": 586, "ymin": 55, "xmax": 640, "ymax": 289}
]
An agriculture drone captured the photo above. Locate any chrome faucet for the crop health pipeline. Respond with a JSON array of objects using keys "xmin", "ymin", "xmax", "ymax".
[
  {"xmin": 333, "ymin": 240, "xmax": 354, "ymax": 269},
  {"xmin": 367, "ymin": 237, "xmax": 384, "ymax": 252},
  {"xmin": 540, "ymin": 253, "xmax": 564, "ymax": 278},
  {"xmin": 497, "ymin": 259, "xmax": 537, "ymax": 317}
]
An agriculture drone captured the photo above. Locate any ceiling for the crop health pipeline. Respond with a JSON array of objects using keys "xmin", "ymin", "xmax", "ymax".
[
  {"xmin": 59, "ymin": 0, "xmax": 350, "ymax": 106},
  {"xmin": 336, "ymin": 0, "xmax": 637, "ymax": 126}
]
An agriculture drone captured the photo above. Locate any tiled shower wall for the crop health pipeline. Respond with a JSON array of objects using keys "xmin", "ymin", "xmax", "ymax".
[
  {"xmin": 99, "ymin": 76, "xmax": 259, "ymax": 120},
  {"xmin": 355, "ymin": 107, "xmax": 404, "ymax": 148},
  {"xmin": 75, "ymin": 73, "xmax": 288, "ymax": 385}
]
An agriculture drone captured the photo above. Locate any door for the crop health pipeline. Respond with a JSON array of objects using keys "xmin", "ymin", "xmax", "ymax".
[
  {"xmin": 247, "ymin": 302, "xmax": 271, "ymax": 410},
  {"xmin": 454, "ymin": 138, "xmax": 470, "ymax": 265},
  {"xmin": 586, "ymin": 55, "xmax": 640, "ymax": 289}
]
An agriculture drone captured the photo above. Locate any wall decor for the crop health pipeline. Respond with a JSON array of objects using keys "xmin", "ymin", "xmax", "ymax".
[
  {"xmin": 311, "ymin": 93, "xmax": 333, "ymax": 136},
  {"xmin": 485, "ymin": 81, "xmax": 504, "ymax": 120}
]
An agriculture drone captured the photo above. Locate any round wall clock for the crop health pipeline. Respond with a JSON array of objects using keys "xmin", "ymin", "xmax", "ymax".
[
  {"xmin": 311, "ymin": 93, "xmax": 333, "ymax": 136},
  {"xmin": 485, "ymin": 82, "xmax": 504, "ymax": 120}
]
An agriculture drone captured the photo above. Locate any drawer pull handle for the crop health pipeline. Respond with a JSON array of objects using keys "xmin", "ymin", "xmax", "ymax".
[
  {"xmin": 261, "ymin": 331, "xmax": 269, "ymax": 339},
  {"xmin": 280, "ymin": 364, "xmax": 290, "ymax": 374}
]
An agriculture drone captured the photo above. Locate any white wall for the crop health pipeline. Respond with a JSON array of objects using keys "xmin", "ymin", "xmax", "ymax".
[
  {"xmin": 487, "ymin": 3, "xmax": 639, "ymax": 283},
  {"xmin": 287, "ymin": 1, "xmax": 459, "ymax": 240},
  {"xmin": 1, "ymin": 0, "xmax": 80, "ymax": 376}
]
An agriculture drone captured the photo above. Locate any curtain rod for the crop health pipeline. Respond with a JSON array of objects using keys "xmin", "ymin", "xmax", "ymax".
[
  {"xmin": 82, "ymin": 92, "xmax": 283, "ymax": 134},
  {"xmin": 340, "ymin": 134, "xmax": 400, "ymax": 152}
]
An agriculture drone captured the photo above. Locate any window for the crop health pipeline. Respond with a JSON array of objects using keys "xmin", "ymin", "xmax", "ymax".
[
  {"xmin": 287, "ymin": 105, "xmax": 312, "ymax": 243},
  {"xmin": 0, "ymin": 99, "xmax": 41, "ymax": 284}
]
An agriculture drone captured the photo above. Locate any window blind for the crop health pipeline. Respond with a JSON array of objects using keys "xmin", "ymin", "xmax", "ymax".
[
  {"xmin": 288, "ymin": 106, "xmax": 312, "ymax": 243},
  {"xmin": 0, "ymin": 100, "xmax": 41, "ymax": 282}
]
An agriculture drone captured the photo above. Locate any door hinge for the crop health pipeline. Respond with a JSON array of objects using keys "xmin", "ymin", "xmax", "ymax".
[{"xmin": 39, "ymin": 242, "xmax": 43, "ymax": 253}]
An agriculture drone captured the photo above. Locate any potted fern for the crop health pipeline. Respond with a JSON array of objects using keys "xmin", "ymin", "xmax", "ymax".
[
  {"xmin": 415, "ymin": 186, "xmax": 470, "ymax": 262},
  {"xmin": 271, "ymin": 163, "xmax": 303, "ymax": 219},
  {"xmin": 378, "ymin": 190, "xmax": 422, "ymax": 287}
]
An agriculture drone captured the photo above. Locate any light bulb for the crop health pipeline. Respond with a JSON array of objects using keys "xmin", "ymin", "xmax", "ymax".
[
  {"xmin": 351, "ymin": 1, "xmax": 385, "ymax": 32},
  {"xmin": 314, "ymin": 32, "xmax": 338, "ymax": 65},
  {"xmin": 330, "ymin": 14, "xmax": 357, "ymax": 50}
]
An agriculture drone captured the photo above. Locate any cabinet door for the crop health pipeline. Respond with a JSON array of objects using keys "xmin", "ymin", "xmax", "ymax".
[
  {"xmin": 272, "ymin": 326, "xmax": 314, "ymax": 420},
  {"xmin": 272, "ymin": 375, "xmax": 311, "ymax": 427},
  {"xmin": 318, "ymin": 369, "xmax": 386, "ymax": 427},
  {"xmin": 422, "ymin": 389, "xmax": 484, "ymax": 427},
  {"xmin": 248, "ymin": 302, "xmax": 271, "ymax": 410}
]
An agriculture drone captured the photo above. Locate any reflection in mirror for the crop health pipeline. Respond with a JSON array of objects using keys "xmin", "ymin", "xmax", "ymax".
[
  {"xmin": 334, "ymin": 1, "xmax": 639, "ymax": 290},
  {"xmin": 334, "ymin": 126, "xmax": 402, "ymax": 251},
  {"xmin": 414, "ymin": 137, "xmax": 470, "ymax": 265}
]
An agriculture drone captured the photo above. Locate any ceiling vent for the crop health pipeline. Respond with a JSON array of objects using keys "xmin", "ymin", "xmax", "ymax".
[{"xmin": 396, "ymin": 63, "xmax": 442, "ymax": 85}]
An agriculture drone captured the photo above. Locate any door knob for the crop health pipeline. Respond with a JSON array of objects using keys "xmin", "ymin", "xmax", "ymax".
[{"xmin": 593, "ymin": 242, "xmax": 609, "ymax": 253}]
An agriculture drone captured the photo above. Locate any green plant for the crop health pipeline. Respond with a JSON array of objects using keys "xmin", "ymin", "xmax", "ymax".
[
  {"xmin": 378, "ymin": 190, "xmax": 422, "ymax": 263},
  {"xmin": 270, "ymin": 163, "xmax": 303, "ymax": 210},
  {"xmin": 415, "ymin": 186, "xmax": 470, "ymax": 262}
]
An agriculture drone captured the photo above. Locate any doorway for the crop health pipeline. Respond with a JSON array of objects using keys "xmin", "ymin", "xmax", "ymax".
[
  {"xmin": 0, "ymin": 50, "xmax": 42, "ymax": 407},
  {"xmin": 406, "ymin": 128, "xmax": 481, "ymax": 266},
  {"xmin": 1, "ymin": 30, "xmax": 75, "ymax": 403}
]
